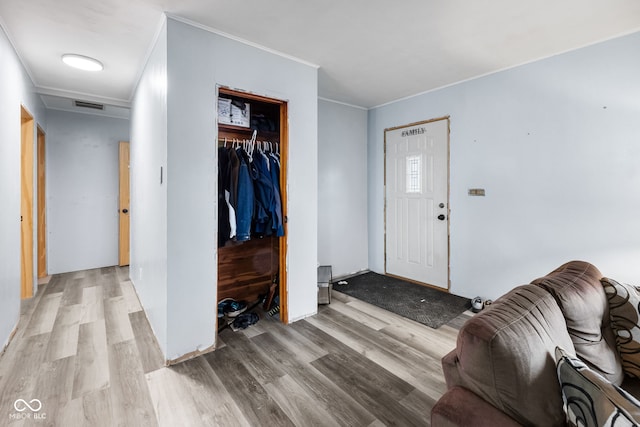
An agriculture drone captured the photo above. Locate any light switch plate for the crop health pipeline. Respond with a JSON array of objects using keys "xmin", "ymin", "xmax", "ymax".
[{"xmin": 468, "ymin": 188, "xmax": 486, "ymax": 196}]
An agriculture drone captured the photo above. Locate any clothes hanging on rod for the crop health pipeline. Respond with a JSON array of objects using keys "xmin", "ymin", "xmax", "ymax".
[
  {"xmin": 218, "ymin": 147, "xmax": 231, "ymax": 247},
  {"xmin": 217, "ymin": 136, "xmax": 284, "ymax": 247}
]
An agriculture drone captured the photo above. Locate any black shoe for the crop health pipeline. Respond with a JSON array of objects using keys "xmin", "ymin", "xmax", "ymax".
[
  {"xmin": 218, "ymin": 298, "xmax": 247, "ymax": 318},
  {"xmin": 231, "ymin": 312, "xmax": 259, "ymax": 330}
]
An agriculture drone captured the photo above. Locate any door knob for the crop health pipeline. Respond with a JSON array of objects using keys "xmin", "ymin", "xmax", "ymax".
[
  {"xmin": 122, "ymin": 209, "xmax": 129, "ymax": 214},
  {"xmin": 437, "ymin": 214, "xmax": 446, "ymax": 221}
]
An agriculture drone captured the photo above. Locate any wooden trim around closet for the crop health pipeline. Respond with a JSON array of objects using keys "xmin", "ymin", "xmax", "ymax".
[
  {"xmin": 216, "ymin": 87, "xmax": 289, "ymax": 325},
  {"xmin": 278, "ymin": 101, "xmax": 289, "ymax": 324}
]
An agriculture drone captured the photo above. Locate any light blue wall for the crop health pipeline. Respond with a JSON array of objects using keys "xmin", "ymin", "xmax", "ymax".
[
  {"xmin": 131, "ymin": 17, "xmax": 318, "ymax": 361},
  {"xmin": 368, "ymin": 31, "xmax": 640, "ymax": 300},
  {"xmin": 318, "ymin": 99, "xmax": 368, "ymax": 278},
  {"xmin": 46, "ymin": 109, "xmax": 129, "ymax": 274},
  {"xmin": 165, "ymin": 18, "xmax": 318, "ymax": 360},
  {"xmin": 0, "ymin": 24, "xmax": 47, "ymax": 349},
  {"xmin": 130, "ymin": 18, "xmax": 169, "ymax": 355}
]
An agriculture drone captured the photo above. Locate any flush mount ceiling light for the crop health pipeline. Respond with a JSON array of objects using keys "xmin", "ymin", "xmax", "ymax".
[{"xmin": 61, "ymin": 54, "xmax": 103, "ymax": 71}]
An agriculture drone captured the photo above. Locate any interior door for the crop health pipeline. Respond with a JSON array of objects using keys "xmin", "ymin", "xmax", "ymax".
[
  {"xmin": 21, "ymin": 106, "xmax": 34, "ymax": 298},
  {"xmin": 37, "ymin": 126, "xmax": 47, "ymax": 278},
  {"xmin": 385, "ymin": 118, "xmax": 449, "ymax": 289},
  {"xmin": 118, "ymin": 141, "xmax": 130, "ymax": 266}
]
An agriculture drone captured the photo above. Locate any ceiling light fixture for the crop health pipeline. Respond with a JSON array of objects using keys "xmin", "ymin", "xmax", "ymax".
[{"xmin": 61, "ymin": 54, "xmax": 104, "ymax": 71}]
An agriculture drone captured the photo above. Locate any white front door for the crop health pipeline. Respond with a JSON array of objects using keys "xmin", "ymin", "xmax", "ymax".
[{"xmin": 385, "ymin": 118, "xmax": 449, "ymax": 289}]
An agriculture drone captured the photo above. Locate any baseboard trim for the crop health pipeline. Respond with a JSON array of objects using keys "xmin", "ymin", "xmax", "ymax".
[
  {"xmin": 1, "ymin": 320, "xmax": 20, "ymax": 358},
  {"xmin": 331, "ymin": 269, "xmax": 370, "ymax": 283},
  {"xmin": 166, "ymin": 343, "xmax": 216, "ymax": 366}
]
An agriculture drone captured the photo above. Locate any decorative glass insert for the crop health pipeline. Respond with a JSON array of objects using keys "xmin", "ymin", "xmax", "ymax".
[{"xmin": 406, "ymin": 155, "xmax": 421, "ymax": 193}]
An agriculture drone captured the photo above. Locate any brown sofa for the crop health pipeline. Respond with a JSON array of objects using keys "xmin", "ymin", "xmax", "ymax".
[{"xmin": 431, "ymin": 261, "xmax": 640, "ymax": 426}]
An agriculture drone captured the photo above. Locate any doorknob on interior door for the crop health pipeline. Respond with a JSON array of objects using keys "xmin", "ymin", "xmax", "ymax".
[
  {"xmin": 437, "ymin": 214, "xmax": 446, "ymax": 221},
  {"xmin": 122, "ymin": 209, "xmax": 128, "ymax": 214}
]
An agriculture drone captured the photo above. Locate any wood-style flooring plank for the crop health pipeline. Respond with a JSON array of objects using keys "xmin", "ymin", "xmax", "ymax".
[
  {"xmin": 72, "ymin": 270, "xmax": 88, "ymax": 280},
  {"xmin": 148, "ymin": 356, "xmax": 252, "ymax": 427},
  {"xmin": 331, "ymin": 292, "xmax": 460, "ymax": 359},
  {"xmin": 327, "ymin": 297, "xmax": 390, "ymax": 331},
  {"xmin": 100, "ymin": 267, "xmax": 123, "ymax": 300},
  {"xmin": 146, "ymin": 365, "xmax": 202, "ymax": 427},
  {"xmin": 83, "ymin": 388, "xmax": 114, "ymax": 427},
  {"xmin": 311, "ymin": 352, "xmax": 424, "ymax": 426},
  {"xmin": 219, "ymin": 331, "xmax": 285, "ymax": 385},
  {"xmin": 313, "ymin": 307, "xmax": 448, "ymax": 399},
  {"xmin": 204, "ymin": 346, "xmax": 295, "ymax": 427},
  {"xmin": 263, "ymin": 374, "xmax": 342, "ymax": 427},
  {"xmin": 251, "ymin": 331, "xmax": 376, "ymax": 427},
  {"xmin": 120, "ymin": 280, "xmax": 143, "ymax": 314},
  {"xmin": 54, "ymin": 396, "xmax": 85, "ymax": 427},
  {"xmin": 446, "ymin": 311, "xmax": 474, "ymax": 330},
  {"xmin": 79, "ymin": 286, "xmax": 104, "ymax": 325},
  {"xmin": 60, "ymin": 277, "xmax": 84, "ymax": 307},
  {"xmin": 335, "ymin": 293, "xmax": 458, "ymax": 336},
  {"xmin": 72, "ymin": 320, "xmax": 109, "ymax": 399},
  {"xmin": 56, "ymin": 379, "xmax": 115, "ymax": 427},
  {"xmin": 380, "ymin": 322, "xmax": 457, "ymax": 361},
  {"xmin": 45, "ymin": 303, "xmax": 81, "ymax": 362},
  {"xmin": 0, "ymin": 333, "xmax": 49, "ymax": 418},
  {"xmin": 41, "ymin": 273, "xmax": 66, "ymax": 295},
  {"xmin": 291, "ymin": 320, "xmax": 434, "ymax": 425},
  {"xmin": 116, "ymin": 266, "xmax": 130, "ymax": 282},
  {"xmin": 252, "ymin": 315, "xmax": 329, "ymax": 364},
  {"xmin": 129, "ymin": 311, "xmax": 164, "ymax": 374},
  {"xmin": 33, "ymin": 355, "xmax": 76, "ymax": 422},
  {"xmin": 22, "ymin": 293, "xmax": 62, "ymax": 338},
  {"xmin": 104, "ymin": 296, "xmax": 135, "ymax": 345},
  {"xmin": 108, "ymin": 339, "xmax": 157, "ymax": 426},
  {"xmin": 400, "ymin": 388, "xmax": 437, "ymax": 426},
  {"xmin": 172, "ymin": 355, "xmax": 252, "ymax": 426}
]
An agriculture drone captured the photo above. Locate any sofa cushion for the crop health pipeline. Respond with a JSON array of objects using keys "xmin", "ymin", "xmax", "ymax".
[
  {"xmin": 431, "ymin": 386, "xmax": 521, "ymax": 427},
  {"xmin": 602, "ymin": 277, "xmax": 640, "ymax": 378},
  {"xmin": 556, "ymin": 347, "xmax": 640, "ymax": 427},
  {"xmin": 532, "ymin": 261, "xmax": 624, "ymax": 385},
  {"xmin": 446, "ymin": 284, "xmax": 575, "ymax": 426}
]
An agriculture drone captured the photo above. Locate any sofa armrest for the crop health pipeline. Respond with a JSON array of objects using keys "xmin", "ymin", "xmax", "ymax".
[
  {"xmin": 441, "ymin": 349, "xmax": 459, "ymax": 389},
  {"xmin": 431, "ymin": 386, "xmax": 522, "ymax": 427}
]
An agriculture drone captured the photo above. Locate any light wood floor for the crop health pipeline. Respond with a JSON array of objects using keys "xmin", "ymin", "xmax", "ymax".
[{"xmin": 0, "ymin": 267, "xmax": 468, "ymax": 426}]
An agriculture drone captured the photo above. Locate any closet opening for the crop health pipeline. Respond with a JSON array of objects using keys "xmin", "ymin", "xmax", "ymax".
[{"xmin": 216, "ymin": 87, "xmax": 288, "ymax": 336}]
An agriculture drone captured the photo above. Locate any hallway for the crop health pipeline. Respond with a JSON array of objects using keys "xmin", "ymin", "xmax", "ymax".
[{"xmin": 0, "ymin": 267, "xmax": 163, "ymax": 425}]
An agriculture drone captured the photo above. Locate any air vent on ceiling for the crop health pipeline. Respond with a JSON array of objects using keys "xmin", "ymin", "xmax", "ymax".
[{"xmin": 74, "ymin": 100, "xmax": 104, "ymax": 110}]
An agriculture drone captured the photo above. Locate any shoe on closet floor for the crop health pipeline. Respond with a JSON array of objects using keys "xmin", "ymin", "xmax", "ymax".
[
  {"xmin": 231, "ymin": 312, "xmax": 259, "ymax": 331},
  {"xmin": 267, "ymin": 305, "xmax": 280, "ymax": 317},
  {"xmin": 218, "ymin": 298, "xmax": 247, "ymax": 318}
]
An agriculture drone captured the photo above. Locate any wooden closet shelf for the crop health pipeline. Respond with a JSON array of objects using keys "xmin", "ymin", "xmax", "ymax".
[{"xmin": 218, "ymin": 124, "xmax": 279, "ymax": 143}]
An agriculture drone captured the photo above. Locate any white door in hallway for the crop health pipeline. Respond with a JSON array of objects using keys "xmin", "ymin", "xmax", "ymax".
[
  {"xmin": 385, "ymin": 118, "xmax": 449, "ymax": 289},
  {"xmin": 119, "ymin": 141, "xmax": 130, "ymax": 266}
]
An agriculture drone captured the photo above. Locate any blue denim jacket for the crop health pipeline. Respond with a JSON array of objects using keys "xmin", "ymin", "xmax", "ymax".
[{"xmin": 235, "ymin": 148, "xmax": 256, "ymax": 241}]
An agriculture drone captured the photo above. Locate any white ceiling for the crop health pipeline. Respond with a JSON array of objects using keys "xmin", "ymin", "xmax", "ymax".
[{"xmin": 1, "ymin": 0, "xmax": 640, "ymax": 110}]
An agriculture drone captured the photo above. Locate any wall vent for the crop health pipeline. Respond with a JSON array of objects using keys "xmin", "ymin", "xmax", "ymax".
[{"xmin": 74, "ymin": 100, "xmax": 104, "ymax": 110}]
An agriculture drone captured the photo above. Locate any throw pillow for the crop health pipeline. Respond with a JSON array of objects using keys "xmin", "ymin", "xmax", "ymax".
[
  {"xmin": 602, "ymin": 277, "xmax": 640, "ymax": 378},
  {"xmin": 556, "ymin": 347, "xmax": 640, "ymax": 427}
]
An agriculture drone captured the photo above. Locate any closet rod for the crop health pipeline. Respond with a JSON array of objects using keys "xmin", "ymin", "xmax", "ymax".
[{"xmin": 217, "ymin": 138, "xmax": 279, "ymax": 145}]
